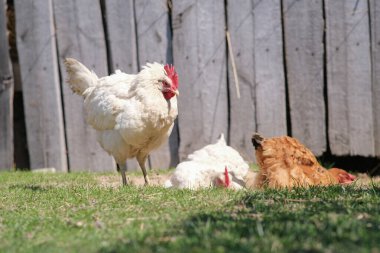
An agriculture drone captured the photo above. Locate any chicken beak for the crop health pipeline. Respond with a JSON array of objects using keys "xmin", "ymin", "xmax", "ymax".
[
  {"xmin": 173, "ymin": 89, "xmax": 179, "ymax": 96},
  {"xmin": 233, "ymin": 175, "xmax": 246, "ymax": 187}
]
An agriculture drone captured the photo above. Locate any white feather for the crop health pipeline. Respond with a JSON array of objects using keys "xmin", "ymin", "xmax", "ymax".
[
  {"xmin": 64, "ymin": 58, "xmax": 178, "ymax": 164},
  {"xmin": 165, "ymin": 134, "xmax": 249, "ymax": 190}
]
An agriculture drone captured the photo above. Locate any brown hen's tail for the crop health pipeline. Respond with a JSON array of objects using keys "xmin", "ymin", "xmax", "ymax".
[{"xmin": 252, "ymin": 133, "xmax": 264, "ymax": 149}]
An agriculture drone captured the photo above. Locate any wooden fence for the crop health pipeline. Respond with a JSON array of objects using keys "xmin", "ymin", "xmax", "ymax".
[{"xmin": 0, "ymin": 0, "xmax": 379, "ymax": 172}]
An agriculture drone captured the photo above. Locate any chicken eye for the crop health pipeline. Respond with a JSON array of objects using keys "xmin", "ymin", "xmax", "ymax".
[{"xmin": 163, "ymin": 81, "xmax": 170, "ymax": 87}]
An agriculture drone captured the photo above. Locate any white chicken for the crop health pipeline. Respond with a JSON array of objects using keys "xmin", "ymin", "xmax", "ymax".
[
  {"xmin": 64, "ymin": 58, "xmax": 179, "ymax": 185},
  {"xmin": 165, "ymin": 134, "xmax": 249, "ymax": 189}
]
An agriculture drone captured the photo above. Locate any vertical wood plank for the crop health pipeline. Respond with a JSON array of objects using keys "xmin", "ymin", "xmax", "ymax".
[
  {"xmin": 283, "ymin": 0, "xmax": 326, "ymax": 155},
  {"xmin": 227, "ymin": 0, "xmax": 287, "ymax": 161},
  {"xmin": 54, "ymin": 0, "xmax": 115, "ymax": 171},
  {"xmin": 135, "ymin": 0, "xmax": 179, "ymax": 169},
  {"xmin": 325, "ymin": 0, "xmax": 374, "ymax": 156},
  {"xmin": 103, "ymin": 0, "xmax": 138, "ymax": 74},
  {"xmin": 15, "ymin": 0, "xmax": 67, "ymax": 171},
  {"xmin": 172, "ymin": 0, "xmax": 228, "ymax": 160},
  {"xmin": 135, "ymin": 0, "xmax": 171, "ymax": 64},
  {"xmin": 253, "ymin": 0, "xmax": 287, "ymax": 139},
  {"xmin": 0, "ymin": 0, "xmax": 14, "ymax": 170},
  {"xmin": 103, "ymin": 0, "xmax": 140, "ymax": 170},
  {"xmin": 370, "ymin": 0, "xmax": 380, "ymax": 156},
  {"xmin": 226, "ymin": 0, "xmax": 256, "ymax": 161}
]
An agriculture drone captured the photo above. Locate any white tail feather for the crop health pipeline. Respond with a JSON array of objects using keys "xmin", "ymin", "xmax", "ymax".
[
  {"xmin": 164, "ymin": 179, "xmax": 173, "ymax": 188},
  {"xmin": 64, "ymin": 58, "xmax": 98, "ymax": 95},
  {"xmin": 217, "ymin": 133, "xmax": 226, "ymax": 145}
]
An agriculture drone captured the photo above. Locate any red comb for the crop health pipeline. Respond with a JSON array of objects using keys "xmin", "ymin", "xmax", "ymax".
[
  {"xmin": 224, "ymin": 166, "xmax": 230, "ymax": 188},
  {"xmin": 164, "ymin": 64, "xmax": 178, "ymax": 89}
]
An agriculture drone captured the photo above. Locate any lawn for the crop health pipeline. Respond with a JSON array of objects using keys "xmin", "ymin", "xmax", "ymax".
[{"xmin": 0, "ymin": 171, "xmax": 379, "ymax": 253}]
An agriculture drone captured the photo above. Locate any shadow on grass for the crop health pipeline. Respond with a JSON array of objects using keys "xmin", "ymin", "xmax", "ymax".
[
  {"xmin": 8, "ymin": 184, "xmax": 53, "ymax": 192},
  {"xmin": 99, "ymin": 186, "xmax": 380, "ymax": 253}
]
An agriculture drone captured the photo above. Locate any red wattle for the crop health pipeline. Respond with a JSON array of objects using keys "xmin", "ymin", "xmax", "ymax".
[{"xmin": 163, "ymin": 91, "xmax": 175, "ymax": 100}]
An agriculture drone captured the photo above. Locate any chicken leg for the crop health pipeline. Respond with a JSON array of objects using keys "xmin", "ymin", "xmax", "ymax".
[
  {"xmin": 118, "ymin": 162, "xmax": 128, "ymax": 186},
  {"xmin": 137, "ymin": 153, "xmax": 150, "ymax": 185}
]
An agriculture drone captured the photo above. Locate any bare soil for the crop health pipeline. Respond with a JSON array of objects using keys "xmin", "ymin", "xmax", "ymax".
[
  {"xmin": 97, "ymin": 171, "xmax": 172, "ymax": 188},
  {"xmin": 96, "ymin": 170, "xmax": 380, "ymax": 188}
]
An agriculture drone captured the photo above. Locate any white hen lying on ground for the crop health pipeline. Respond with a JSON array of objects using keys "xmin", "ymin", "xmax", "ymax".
[{"xmin": 165, "ymin": 134, "xmax": 249, "ymax": 189}]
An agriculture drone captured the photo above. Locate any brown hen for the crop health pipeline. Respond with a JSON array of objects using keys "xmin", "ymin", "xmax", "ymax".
[{"xmin": 251, "ymin": 133, "xmax": 355, "ymax": 188}]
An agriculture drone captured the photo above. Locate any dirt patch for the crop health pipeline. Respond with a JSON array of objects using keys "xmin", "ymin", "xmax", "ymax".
[
  {"xmin": 353, "ymin": 173, "xmax": 380, "ymax": 187},
  {"xmin": 96, "ymin": 170, "xmax": 380, "ymax": 189},
  {"xmin": 97, "ymin": 172, "xmax": 171, "ymax": 188}
]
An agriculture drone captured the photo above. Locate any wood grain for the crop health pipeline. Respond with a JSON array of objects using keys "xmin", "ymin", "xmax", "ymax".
[
  {"xmin": 0, "ymin": 0, "xmax": 14, "ymax": 170},
  {"xmin": 54, "ymin": 0, "xmax": 115, "ymax": 171},
  {"xmin": 172, "ymin": 0, "xmax": 228, "ymax": 160},
  {"xmin": 370, "ymin": 0, "xmax": 380, "ymax": 156},
  {"xmin": 283, "ymin": 0, "xmax": 326, "ymax": 155},
  {"xmin": 325, "ymin": 0, "xmax": 375, "ymax": 156},
  {"xmin": 227, "ymin": 0, "xmax": 287, "ymax": 161},
  {"xmin": 252, "ymin": 0, "xmax": 287, "ymax": 139},
  {"xmin": 15, "ymin": 0, "xmax": 67, "ymax": 171}
]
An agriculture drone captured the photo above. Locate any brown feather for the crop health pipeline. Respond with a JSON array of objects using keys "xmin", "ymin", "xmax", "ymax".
[{"xmin": 252, "ymin": 133, "xmax": 354, "ymax": 188}]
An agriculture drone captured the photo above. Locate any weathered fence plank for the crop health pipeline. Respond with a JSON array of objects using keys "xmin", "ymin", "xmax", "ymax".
[
  {"xmin": 103, "ymin": 0, "xmax": 140, "ymax": 171},
  {"xmin": 15, "ymin": 0, "xmax": 67, "ymax": 171},
  {"xmin": 172, "ymin": 0, "xmax": 228, "ymax": 160},
  {"xmin": 103, "ymin": 0, "xmax": 138, "ymax": 74},
  {"xmin": 283, "ymin": 0, "xmax": 326, "ymax": 155},
  {"xmin": 0, "ymin": 0, "xmax": 13, "ymax": 170},
  {"xmin": 227, "ymin": 0, "xmax": 287, "ymax": 161},
  {"xmin": 135, "ymin": 0, "xmax": 171, "ymax": 65},
  {"xmin": 370, "ymin": 0, "xmax": 380, "ymax": 156},
  {"xmin": 135, "ymin": 0, "xmax": 179, "ymax": 169},
  {"xmin": 226, "ymin": 0, "xmax": 256, "ymax": 161},
  {"xmin": 325, "ymin": 0, "xmax": 375, "ymax": 156},
  {"xmin": 54, "ymin": 0, "xmax": 115, "ymax": 171},
  {"xmin": 6, "ymin": 0, "xmax": 380, "ymax": 172},
  {"xmin": 252, "ymin": 0, "xmax": 287, "ymax": 139}
]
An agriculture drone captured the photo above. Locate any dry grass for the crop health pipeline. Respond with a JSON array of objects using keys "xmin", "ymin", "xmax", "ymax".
[
  {"xmin": 96, "ymin": 172, "xmax": 171, "ymax": 188},
  {"xmin": 96, "ymin": 169, "xmax": 380, "ymax": 189}
]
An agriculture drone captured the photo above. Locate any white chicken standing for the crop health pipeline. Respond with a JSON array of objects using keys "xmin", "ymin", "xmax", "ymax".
[
  {"xmin": 64, "ymin": 58, "xmax": 179, "ymax": 185},
  {"xmin": 165, "ymin": 134, "xmax": 249, "ymax": 189}
]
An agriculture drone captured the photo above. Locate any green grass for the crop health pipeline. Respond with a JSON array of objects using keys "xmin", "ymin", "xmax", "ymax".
[{"xmin": 0, "ymin": 172, "xmax": 379, "ymax": 253}]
